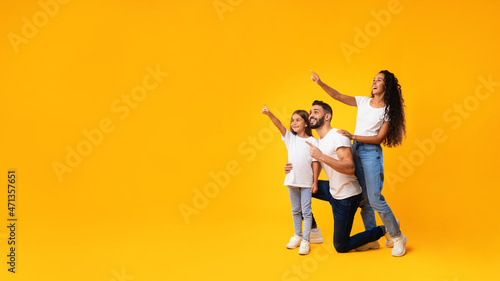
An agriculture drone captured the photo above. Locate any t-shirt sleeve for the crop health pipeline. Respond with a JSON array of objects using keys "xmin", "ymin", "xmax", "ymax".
[
  {"xmin": 354, "ymin": 96, "xmax": 367, "ymax": 108},
  {"xmin": 336, "ymin": 135, "xmax": 352, "ymax": 150},
  {"xmin": 281, "ymin": 129, "xmax": 292, "ymax": 146}
]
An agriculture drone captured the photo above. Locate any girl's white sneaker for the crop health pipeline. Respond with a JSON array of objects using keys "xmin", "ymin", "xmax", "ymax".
[
  {"xmin": 286, "ymin": 235, "xmax": 303, "ymax": 249},
  {"xmin": 298, "ymin": 240, "xmax": 310, "ymax": 255}
]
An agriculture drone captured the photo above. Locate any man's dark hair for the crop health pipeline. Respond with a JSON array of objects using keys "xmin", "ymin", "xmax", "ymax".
[{"xmin": 312, "ymin": 100, "xmax": 333, "ymax": 116}]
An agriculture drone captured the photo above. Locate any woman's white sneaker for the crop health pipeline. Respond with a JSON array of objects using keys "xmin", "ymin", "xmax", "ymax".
[
  {"xmin": 391, "ymin": 234, "xmax": 407, "ymax": 257},
  {"xmin": 298, "ymin": 240, "xmax": 310, "ymax": 255},
  {"xmin": 385, "ymin": 219, "xmax": 400, "ymax": 248},
  {"xmin": 286, "ymin": 235, "xmax": 303, "ymax": 249}
]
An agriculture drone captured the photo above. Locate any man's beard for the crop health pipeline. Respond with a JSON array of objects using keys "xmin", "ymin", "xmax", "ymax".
[{"xmin": 309, "ymin": 115, "xmax": 325, "ymax": 129}]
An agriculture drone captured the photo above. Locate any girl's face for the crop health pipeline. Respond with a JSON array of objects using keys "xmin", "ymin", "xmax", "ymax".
[
  {"xmin": 291, "ymin": 114, "xmax": 307, "ymax": 134},
  {"xmin": 371, "ymin": 72, "xmax": 386, "ymax": 96}
]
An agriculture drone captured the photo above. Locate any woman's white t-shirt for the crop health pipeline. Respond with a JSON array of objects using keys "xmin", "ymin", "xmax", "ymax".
[
  {"xmin": 282, "ymin": 130, "xmax": 318, "ymax": 188},
  {"xmin": 354, "ymin": 96, "xmax": 389, "ymax": 136}
]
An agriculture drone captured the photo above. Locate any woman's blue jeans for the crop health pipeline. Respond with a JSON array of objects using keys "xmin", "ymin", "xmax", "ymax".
[{"xmin": 352, "ymin": 141, "xmax": 401, "ymax": 238}]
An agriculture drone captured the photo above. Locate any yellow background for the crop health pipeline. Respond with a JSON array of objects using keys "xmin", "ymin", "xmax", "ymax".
[{"xmin": 1, "ymin": 0, "xmax": 500, "ymax": 280}]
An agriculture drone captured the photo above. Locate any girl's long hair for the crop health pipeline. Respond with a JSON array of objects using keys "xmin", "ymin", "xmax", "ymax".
[{"xmin": 373, "ymin": 70, "xmax": 406, "ymax": 147}]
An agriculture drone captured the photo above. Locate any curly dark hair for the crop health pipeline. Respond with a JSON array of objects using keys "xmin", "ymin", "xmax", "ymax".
[{"xmin": 372, "ymin": 70, "xmax": 406, "ymax": 147}]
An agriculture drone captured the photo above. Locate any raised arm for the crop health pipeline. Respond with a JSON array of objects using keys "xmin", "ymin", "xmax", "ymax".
[
  {"xmin": 337, "ymin": 121, "xmax": 389, "ymax": 145},
  {"xmin": 261, "ymin": 102, "xmax": 286, "ymax": 137},
  {"xmin": 306, "ymin": 141, "xmax": 355, "ymax": 176},
  {"xmin": 310, "ymin": 70, "xmax": 356, "ymax": 107}
]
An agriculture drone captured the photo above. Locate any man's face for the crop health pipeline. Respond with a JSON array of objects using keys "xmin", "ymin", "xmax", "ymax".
[{"xmin": 309, "ymin": 105, "xmax": 325, "ymax": 129}]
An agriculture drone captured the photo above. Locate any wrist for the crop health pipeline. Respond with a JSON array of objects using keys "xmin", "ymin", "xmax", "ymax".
[
  {"xmin": 352, "ymin": 135, "xmax": 355, "ymax": 141},
  {"xmin": 318, "ymin": 153, "xmax": 325, "ymax": 162}
]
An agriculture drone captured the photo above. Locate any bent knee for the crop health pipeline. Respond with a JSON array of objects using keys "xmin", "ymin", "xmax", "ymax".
[{"xmin": 333, "ymin": 243, "xmax": 350, "ymax": 253}]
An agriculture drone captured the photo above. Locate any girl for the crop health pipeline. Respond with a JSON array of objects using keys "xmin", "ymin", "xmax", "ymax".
[
  {"xmin": 310, "ymin": 70, "xmax": 407, "ymax": 257},
  {"xmin": 261, "ymin": 102, "xmax": 321, "ymax": 255}
]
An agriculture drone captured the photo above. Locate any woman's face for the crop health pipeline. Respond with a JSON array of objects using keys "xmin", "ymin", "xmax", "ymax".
[
  {"xmin": 372, "ymin": 72, "xmax": 386, "ymax": 96},
  {"xmin": 291, "ymin": 114, "xmax": 307, "ymax": 134}
]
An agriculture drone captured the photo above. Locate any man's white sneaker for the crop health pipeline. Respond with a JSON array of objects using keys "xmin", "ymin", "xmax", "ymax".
[
  {"xmin": 385, "ymin": 219, "xmax": 400, "ymax": 248},
  {"xmin": 391, "ymin": 234, "xmax": 407, "ymax": 257},
  {"xmin": 298, "ymin": 240, "xmax": 310, "ymax": 255},
  {"xmin": 355, "ymin": 241, "xmax": 380, "ymax": 251},
  {"xmin": 310, "ymin": 228, "xmax": 324, "ymax": 244},
  {"xmin": 286, "ymin": 235, "xmax": 303, "ymax": 249}
]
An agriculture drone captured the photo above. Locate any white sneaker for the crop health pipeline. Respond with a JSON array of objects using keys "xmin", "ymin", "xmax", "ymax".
[
  {"xmin": 385, "ymin": 219, "xmax": 400, "ymax": 248},
  {"xmin": 391, "ymin": 234, "xmax": 407, "ymax": 257},
  {"xmin": 310, "ymin": 228, "xmax": 324, "ymax": 244},
  {"xmin": 355, "ymin": 241, "xmax": 380, "ymax": 251},
  {"xmin": 286, "ymin": 235, "xmax": 303, "ymax": 249},
  {"xmin": 298, "ymin": 239, "xmax": 310, "ymax": 255}
]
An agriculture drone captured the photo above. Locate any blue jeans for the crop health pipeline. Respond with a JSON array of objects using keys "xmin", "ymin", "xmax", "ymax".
[
  {"xmin": 312, "ymin": 180, "xmax": 385, "ymax": 252},
  {"xmin": 352, "ymin": 141, "xmax": 401, "ymax": 238},
  {"xmin": 288, "ymin": 186, "xmax": 313, "ymax": 241}
]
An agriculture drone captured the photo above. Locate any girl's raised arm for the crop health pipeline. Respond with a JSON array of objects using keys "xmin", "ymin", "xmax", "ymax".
[
  {"xmin": 261, "ymin": 102, "xmax": 286, "ymax": 137},
  {"xmin": 310, "ymin": 70, "xmax": 356, "ymax": 107}
]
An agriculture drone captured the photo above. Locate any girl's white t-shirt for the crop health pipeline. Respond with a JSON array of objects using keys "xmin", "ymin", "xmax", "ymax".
[
  {"xmin": 354, "ymin": 96, "xmax": 389, "ymax": 136},
  {"xmin": 282, "ymin": 130, "xmax": 318, "ymax": 188}
]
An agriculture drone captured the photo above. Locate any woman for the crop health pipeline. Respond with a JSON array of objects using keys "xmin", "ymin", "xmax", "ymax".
[{"xmin": 310, "ymin": 70, "xmax": 407, "ymax": 257}]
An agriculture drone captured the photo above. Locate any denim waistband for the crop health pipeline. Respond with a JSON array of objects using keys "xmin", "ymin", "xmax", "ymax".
[{"xmin": 353, "ymin": 140, "xmax": 380, "ymax": 147}]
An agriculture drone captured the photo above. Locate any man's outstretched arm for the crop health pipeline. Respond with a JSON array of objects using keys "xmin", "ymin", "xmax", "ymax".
[{"xmin": 306, "ymin": 142, "xmax": 355, "ymax": 176}]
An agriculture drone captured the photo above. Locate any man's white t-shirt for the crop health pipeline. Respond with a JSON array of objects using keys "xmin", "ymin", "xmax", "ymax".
[
  {"xmin": 282, "ymin": 130, "xmax": 318, "ymax": 188},
  {"xmin": 317, "ymin": 129, "xmax": 362, "ymax": 199},
  {"xmin": 354, "ymin": 96, "xmax": 389, "ymax": 136}
]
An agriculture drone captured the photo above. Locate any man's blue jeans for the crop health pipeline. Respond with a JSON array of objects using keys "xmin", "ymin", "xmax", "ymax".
[{"xmin": 312, "ymin": 180, "xmax": 385, "ymax": 252}]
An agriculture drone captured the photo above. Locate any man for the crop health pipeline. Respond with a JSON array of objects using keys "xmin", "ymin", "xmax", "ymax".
[{"xmin": 286, "ymin": 100, "xmax": 385, "ymax": 253}]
